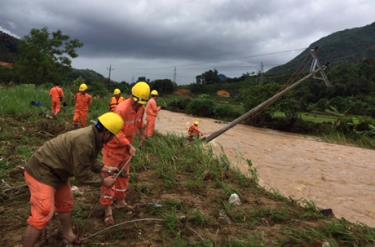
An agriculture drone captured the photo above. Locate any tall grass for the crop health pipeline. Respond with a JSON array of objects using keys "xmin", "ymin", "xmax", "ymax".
[{"xmin": 0, "ymin": 84, "xmax": 51, "ymax": 119}]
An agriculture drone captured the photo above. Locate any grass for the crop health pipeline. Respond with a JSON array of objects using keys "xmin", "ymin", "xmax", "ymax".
[
  {"xmin": 0, "ymin": 84, "xmax": 51, "ymax": 119},
  {"xmin": 321, "ymin": 131, "xmax": 375, "ymax": 149},
  {"xmin": 273, "ymin": 111, "xmax": 338, "ymax": 124},
  {"xmin": 1, "ymin": 84, "xmax": 375, "ymax": 246}
]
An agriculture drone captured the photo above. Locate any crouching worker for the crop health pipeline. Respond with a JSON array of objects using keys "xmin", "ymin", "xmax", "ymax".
[
  {"xmin": 188, "ymin": 120, "xmax": 203, "ymax": 141},
  {"xmin": 23, "ymin": 112, "xmax": 124, "ymax": 247}
]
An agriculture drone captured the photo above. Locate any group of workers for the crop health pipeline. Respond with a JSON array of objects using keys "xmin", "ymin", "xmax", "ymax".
[{"xmin": 23, "ymin": 81, "xmax": 204, "ymax": 246}]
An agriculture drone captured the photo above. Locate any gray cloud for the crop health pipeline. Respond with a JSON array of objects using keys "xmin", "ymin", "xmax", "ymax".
[{"xmin": 0, "ymin": 0, "xmax": 374, "ymax": 83}]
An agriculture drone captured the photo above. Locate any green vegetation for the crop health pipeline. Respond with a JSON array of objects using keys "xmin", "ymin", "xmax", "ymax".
[
  {"xmin": 14, "ymin": 27, "xmax": 83, "ymax": 84},
  {"xmin": 1, "ymin": 85, "xmax": 375, "ymax": 246},
  {"xmin": 0, "ymin": 31, "xmax": 19, "ymax": 62}
]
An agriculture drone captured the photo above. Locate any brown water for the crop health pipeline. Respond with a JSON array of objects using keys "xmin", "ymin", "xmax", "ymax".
[{"xmin": 156, "ymin": 110, "xmax": 375, "ymax": 227}]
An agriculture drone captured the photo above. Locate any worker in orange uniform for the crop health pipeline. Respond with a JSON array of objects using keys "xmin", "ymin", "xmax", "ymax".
[
  {"xmin": 100, "ymin": 82, "xmax": 150, "ymax": 226},
  {"xmin": 145, "ymin": 90, "xmax": 161, "ymax": 138},
  {"xmin": 109, "ymin": 88, "xmax": 125, "ymax": 111},
  {"xmin": 188, "ymin": 120, "xmax": 203, "ymax": 140},
  {"xmin": 73, "ymin": 83, "xmax": 93, "ymax": 128},
  {"xmin": 49, "ymin": 82, "xmax": 64, "ymax": 117},
  {"xmin": 22, "ymin": 112, "xmax": 124, "ymax": 247}
]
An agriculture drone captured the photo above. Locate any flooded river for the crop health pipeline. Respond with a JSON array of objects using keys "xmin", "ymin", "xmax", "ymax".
[{"xmin": 156, "ymin": 110, "xmax": 375, "ymax": 227}]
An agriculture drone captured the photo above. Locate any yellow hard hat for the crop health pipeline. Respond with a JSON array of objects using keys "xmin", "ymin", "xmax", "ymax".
[
  {"xmin": 113, "ymin": 88, "xmax": 121, "ymax": 95},
  {"xmin": 79, "ymin": 83, "xmax": 88, "ymax": 92},
  {"xmin": 97, "ymin": 112, "xmax": 124, "ymax": 135},
  {"xmin": 194, "ymin": 120, "xmax": 199, "ymax": 126},
  {"xmin": 151, "ymin": 90, "xmax": 159, "ymax": 96},
  {"xmin": 131, "ymin": 81, "xmax": 150, "ymax": 105}
]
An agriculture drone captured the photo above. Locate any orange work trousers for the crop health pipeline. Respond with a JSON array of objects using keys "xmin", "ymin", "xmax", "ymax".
[
  {"xmin": 146, "ymin": 116, "xmax": 156, "ymax": 138},
  {"xmin": 24, "ymin": 171, "xmax": 73, "ymax": 230},
  {"xmin": 100, "ymin": 165, "xmax": 130, "ymax": 206},
  {"xmin": 73, "ymin": 110, "xmax": 88, "ymax": 127},
  {"xmin": 52, "ymin": 100, "xmax": 61, "ymax": 116}
]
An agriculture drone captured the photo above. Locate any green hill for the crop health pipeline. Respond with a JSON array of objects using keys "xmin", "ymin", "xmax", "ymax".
[
  {"xmin": 0, "ymin": 31, "xmax": 19, "ymax": 62},
  {"xmin": 268, "ymin": 22, "xmax": 375, "ymax": 75}
]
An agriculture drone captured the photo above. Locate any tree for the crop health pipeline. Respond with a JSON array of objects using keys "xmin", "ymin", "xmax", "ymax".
[
  {"xmin": 15, "ymin": 27, "xmax": 83, "ymax": 84},
  {"xmin": 149, "ymin": 79, "xmax": 177, "ymax": 94},
  {"xmin": 195, "ymin": 69, "xmax": 220, "ymax": 84}
]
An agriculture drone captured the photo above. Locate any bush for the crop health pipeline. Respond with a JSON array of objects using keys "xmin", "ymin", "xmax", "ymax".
[
  {"xmin": 214, "ymin": 104, "xmax": 243, "ymax": 119},
  {"xmin": 187, "ymin": 98, "xmax": 215, "ymax": 117},
  {"xmin": 166, "ymin": 97, "xmax": 191, "ymax": 112}
]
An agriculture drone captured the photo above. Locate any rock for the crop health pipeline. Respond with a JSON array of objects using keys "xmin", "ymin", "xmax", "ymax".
[
  {"xmin": 322, "ymin": 241, "xmax": 330, "ymax": 247},
  {"xmin": 228, "ymin": 193, "xmax": 241, "ymax": 206},
  {"xmin": 71, "ymin": 186, "xmax": 83, "ymax": 196},
  {"xmin": 219, "ymin": 210, "xmax": 232, "ymax": 224},
  {"xmin": 320, "ymin": 208, "xmax": 334, "ymax": 217}
]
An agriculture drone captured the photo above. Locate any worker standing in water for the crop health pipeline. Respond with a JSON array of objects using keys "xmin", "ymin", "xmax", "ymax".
[
  {"xmin": 109, "ymin": 88, "xmax": 125, "ymax": 112},
  {"xmin": 100, "ymin": 82, "xmax": 150, "ymax": 225},
  {"xmin": 49, "ymin": 82, "xmax": 64, "ymax": 117},
  {"xmin": 145, "ymin": 90, "xmax": 161, "ymax": 138},
  {"xmin": 73, "ymin": 83, "xmax": 92, "ymax": 128}
]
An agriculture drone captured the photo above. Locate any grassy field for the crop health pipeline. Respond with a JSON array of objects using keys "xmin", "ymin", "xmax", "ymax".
[{"xmin": 1, "ymin": 85, "xmax": 375, "ymax": 246}]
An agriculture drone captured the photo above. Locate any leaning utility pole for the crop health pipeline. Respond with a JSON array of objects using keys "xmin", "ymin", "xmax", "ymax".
[{"xmin": 204, "ymin": 48, "xmax": 330, "ymax": 143}]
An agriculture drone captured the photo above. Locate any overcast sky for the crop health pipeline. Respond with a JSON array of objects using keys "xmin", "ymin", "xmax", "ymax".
[{"xmin": 1, "ymin": 0, "xmax": 374, "ymax": 84}]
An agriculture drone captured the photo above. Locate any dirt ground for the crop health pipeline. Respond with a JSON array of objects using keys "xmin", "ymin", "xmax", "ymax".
[{"xmin": 156, "ymin": 110, "xmax": 375, "ymax": 227}]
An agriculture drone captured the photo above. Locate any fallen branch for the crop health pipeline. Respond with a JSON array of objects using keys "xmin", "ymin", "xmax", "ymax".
[
  {"xmin": 37, "ymin": 131, "xmax": 55, "ymax": 138},
  {"xmin": 3, "ymin": 184, "xmax": 28, "ymax": 194}
]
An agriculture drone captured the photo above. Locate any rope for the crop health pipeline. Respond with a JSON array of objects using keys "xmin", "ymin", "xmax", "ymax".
[{"xmin": 81, "ymin": 218, "xmax": 164, "ymax": 241}]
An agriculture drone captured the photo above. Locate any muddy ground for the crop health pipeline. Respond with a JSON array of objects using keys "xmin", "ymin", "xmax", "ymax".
[{"xmin": 156, "ymin": 110, "xmax": 375, "ymax": 227}]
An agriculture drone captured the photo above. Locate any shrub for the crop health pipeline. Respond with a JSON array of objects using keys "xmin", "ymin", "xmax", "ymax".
[
  {"xmin": 166, "ymin": 97, "xmax": 191, "ymax": 112},
  {"xmin": 214, "ymin": 104, "xmax": 243, "ymax": 119},
  {"xmin": 187, "ymin": 98, "xmax": 215, "ymax": 117}
]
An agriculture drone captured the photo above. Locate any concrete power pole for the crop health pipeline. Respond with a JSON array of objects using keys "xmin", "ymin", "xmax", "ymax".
[
  {"xmin": 173, "ymin": 67, "xmax": 177, "ymax": 83},
  {"xmin": 107, "ymin": 64, "xmax": 114, "ymax": 88},
  {"xmin": 259, "ymin": 62, "xmax": 264, "ymax": 84}
]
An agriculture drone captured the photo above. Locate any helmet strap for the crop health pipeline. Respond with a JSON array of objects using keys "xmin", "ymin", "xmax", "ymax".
[{"xmin": 95, "ymin": 121, "xmax": 105, "ymax": 132}]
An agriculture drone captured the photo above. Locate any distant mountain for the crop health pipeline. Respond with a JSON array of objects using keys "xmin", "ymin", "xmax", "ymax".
[
  {"xmin": 268, "ymin": 22, "xmax": 375, "ymax": 75},
  {"xmin": 0, "ymin": 31, "xmax": 19, "ymax": 62},
  {"xmin": 0, "ymin": 31, "xmax": 114, "ymax": 87}
]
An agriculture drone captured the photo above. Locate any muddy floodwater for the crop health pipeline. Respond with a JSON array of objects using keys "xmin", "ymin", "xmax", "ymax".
[{"xmin": 156, "ymin": 110, "xmax": 375, "ymax": 227}]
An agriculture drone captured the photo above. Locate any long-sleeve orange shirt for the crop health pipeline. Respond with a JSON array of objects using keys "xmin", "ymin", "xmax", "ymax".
[
  {"xmin": 115, "ymin": 99, "xmax": 145, "ymax": 145},
  {"xmin": 146, "ymin": 97, "xmax": 161, "ymax": 117},
  {"xmin": 109, "ymin": 96, "xmax": 125, "ymax": 112},
  {"xmin": 75, "ymin": 92, "xmax": 92, "ymax": 111},
  {"xmin": 188, "ymin": 125, "xmax": 202, "ymax": 138},
  {"xmin": 49, "ymin": 86, "xmax": 64, "ymax": 101}
]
